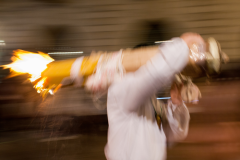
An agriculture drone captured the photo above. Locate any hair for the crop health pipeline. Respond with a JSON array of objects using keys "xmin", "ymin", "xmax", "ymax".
[{"xmin": 133, "ymin": 42, "xmax": 157, "ymax": 49}]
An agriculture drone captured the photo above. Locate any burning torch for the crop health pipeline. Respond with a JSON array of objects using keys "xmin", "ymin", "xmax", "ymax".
[{"xmin": 1, "ymin": 37, "xmax": 228, "ymax": 103}]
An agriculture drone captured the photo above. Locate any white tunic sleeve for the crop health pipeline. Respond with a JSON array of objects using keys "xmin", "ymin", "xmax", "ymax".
[
  {"xmin": 152, "ymin": 98, "xmax": 190, "ymax": 142},
  {"xmin": 110, "ymin": 38, "xmax": 189, "ymax": 113},
  {"xmin": 163, "ymin": 100, "xmax": 190, "ymax": 142}
]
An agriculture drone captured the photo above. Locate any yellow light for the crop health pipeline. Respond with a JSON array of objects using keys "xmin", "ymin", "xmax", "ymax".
[
  {"xmin": 34, "ymin": 77, "xmax": 47, "ymax": 93},
  {"xmin": 2, "ymin": 50, "xmax": 54, "ymax": 82}
]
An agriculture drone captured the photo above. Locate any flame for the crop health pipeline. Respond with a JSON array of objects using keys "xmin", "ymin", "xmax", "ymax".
[
  {"xmin": 1, "ymin": 50, "xmax": 54, "ymax": 94},
  {"xmin": 34, "ymin": 77, "xmax": 47, "ymax": 93},
  {"xmin": 2, "ymin": 49, "xmax": 54, "ymax": 82}
]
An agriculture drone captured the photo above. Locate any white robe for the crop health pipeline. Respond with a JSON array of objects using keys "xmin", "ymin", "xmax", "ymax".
[{"xmin": 105, "ymin": 38, "xmax": 190, "ymax": 160}]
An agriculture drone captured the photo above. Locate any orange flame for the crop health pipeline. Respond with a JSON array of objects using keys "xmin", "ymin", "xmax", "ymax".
[
  {"xmin": 1, "ymin": 50, "xmax": 54, "ymax": 94},
  {"xmin": 34, "ymin": 77, "xmax": 47, "ymax": 93},
  {"xmin": 2, "ymin": 50, "xmax": 54, "ymax": 82}
]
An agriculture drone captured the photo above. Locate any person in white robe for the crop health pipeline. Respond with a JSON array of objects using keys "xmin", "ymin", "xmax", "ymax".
[{"xmin": 104, "ymin": 33, "xmax": 204, "ymax": 160}]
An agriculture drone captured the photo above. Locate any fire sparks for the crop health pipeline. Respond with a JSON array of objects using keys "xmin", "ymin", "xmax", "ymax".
[
  {"xmin": 1, "ymin": 50, "xmax": 54, "ymax": 94},
  {"xmin": 34, "ymin": 77, "xmax": 47, "ymax": 93},
  {"xmin": 2, "ymin": 50, "xmax": 54, "ymax": 82}
]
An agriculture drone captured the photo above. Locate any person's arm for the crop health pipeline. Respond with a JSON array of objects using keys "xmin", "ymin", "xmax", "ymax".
[
  {"xmin": 163, "ymin": 100, "xmax": 190, "ymax": 142},
  {"xmin": 152, "ymin": 99, "xmax": 190, "ymax": 142},
  {"xmin": 109, "ymin": 33, "xmax": 204, "ymax": 113},
  {"xmin": 109, "ymin": 38, "xmax": 189, "ymax": 113},
  {"xmin": 152, "ymin": 83, "xmax": 190, "ymax": 141}
]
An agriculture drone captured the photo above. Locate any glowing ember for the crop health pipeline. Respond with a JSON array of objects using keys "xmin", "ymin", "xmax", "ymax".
[
  {"xmin": 2, "ymin": 49, "xmax": 54, "ymax": 82},
  {"xmin": 2, "ymin": 50, "xmax": 54, "ymax": 95},
  {"xmin": 34, "ymin": 77, "xmax": 47, "ymax": 93}
]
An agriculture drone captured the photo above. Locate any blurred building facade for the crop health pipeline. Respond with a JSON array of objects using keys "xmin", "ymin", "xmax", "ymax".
[{"xmin": 0, "ymin": 0, "xmax": 240, "ymax": 65}]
